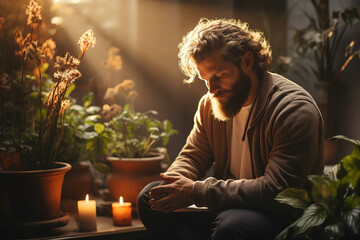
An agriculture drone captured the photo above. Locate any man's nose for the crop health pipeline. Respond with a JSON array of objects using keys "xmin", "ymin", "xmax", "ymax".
[{"xmin": 206, "ymin": 79, "xmax": 219, "ymax": 94}]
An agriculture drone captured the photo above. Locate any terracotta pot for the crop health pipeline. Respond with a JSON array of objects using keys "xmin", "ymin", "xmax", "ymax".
[
  {"xmin": 61, "ymin": 161, "xmax": 94, "ymax": 200},
  {"xmin": 0, "ymin": 162, "xmax": 71, "ymax": 222},
  {"xmin": 314, "ymin": 81, "xmax": 339, "ymax": 165},
  {"xmin": 107, "ymin": 153, "xmax": 164, "ymax": 205}
]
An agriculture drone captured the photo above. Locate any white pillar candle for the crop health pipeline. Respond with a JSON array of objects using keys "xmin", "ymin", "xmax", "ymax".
[{"xmin": 77, "ymin": 194, "xmax": 97, "ymax": 231}]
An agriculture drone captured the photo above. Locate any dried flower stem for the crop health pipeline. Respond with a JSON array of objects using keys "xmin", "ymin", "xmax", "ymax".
[
  {"xmin": 78, "ymin": 50, "xmax": 85, "ymax": 61},
  {"xmin": 331, "ymin": 51, "xmax": 357, "ymax": 86},
  {"xmin": 37, "ymin": 62, "xmax": 43, "ymax": 122},
  {"xmin": 20, "ymin": 28, "xmax": 34, "ymax": 88}
]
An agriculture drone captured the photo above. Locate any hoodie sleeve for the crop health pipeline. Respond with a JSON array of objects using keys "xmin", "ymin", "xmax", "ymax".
[{"xmin": 165, "ymin": 94, "xmax": 215, "ymax": 180}]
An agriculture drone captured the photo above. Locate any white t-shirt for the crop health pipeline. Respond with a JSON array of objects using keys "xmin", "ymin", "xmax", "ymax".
[{"xmin": 230, "ymin": 103, "xmax": 253, "ymax": 179}]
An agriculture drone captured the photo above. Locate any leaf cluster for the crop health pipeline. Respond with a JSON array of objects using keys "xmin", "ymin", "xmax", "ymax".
[
  {"xmin": 104, "ymin": 104, "xmax": 178, "ymax": 162},
  {"xmin": 275, "ymin": 135, "xmax": 360, "ymax": 240},
  {"xmin": 58, "ymin": 91, "xmax": 102, "ymax": 164},
  {"xmin": 293, "ymin": 0, "xmax": 360, "ymax": 85}
]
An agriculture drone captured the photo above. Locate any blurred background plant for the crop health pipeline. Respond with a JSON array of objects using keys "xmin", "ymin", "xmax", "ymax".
[{"xmin": 288, "ymin": 0, "xmax": 360, "ymax": 137}]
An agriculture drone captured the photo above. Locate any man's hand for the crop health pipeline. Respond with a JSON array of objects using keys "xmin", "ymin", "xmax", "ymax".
[{"xmin": 149, "ymin": 173, "xmax": 194, "ymax": 213}]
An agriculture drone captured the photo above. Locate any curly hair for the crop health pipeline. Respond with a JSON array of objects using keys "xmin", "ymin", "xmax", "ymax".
[{"xmin": 178, "ymin": 18, "xmax": 272, "ymax": 83}]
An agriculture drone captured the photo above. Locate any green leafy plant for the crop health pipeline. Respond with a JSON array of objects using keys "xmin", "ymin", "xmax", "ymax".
[
  {"xmin": 275, "ymin": 135, "xmax": 360, "ymax": 240},
  {"xmin": 85, "ymin": 122, "xmax": 112, "ymax": 173},
  {"xmin": 108, "ymin": 103, "xmax": 178, "ymax": 162},
  {"xmin": 59, "ymin": 91, "xmax": 102, "ymax": 164}
]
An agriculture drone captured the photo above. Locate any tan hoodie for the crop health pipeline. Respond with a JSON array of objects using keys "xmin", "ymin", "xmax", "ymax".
[{"xmin": 166, "ymin": 72, "xmax": 324, "ymax": 214}]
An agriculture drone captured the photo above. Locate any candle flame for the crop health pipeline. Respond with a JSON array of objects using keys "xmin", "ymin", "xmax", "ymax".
[
  {"xmin": 119, "ymin": 196, "xmax": 123, "ymax": 205},
  {"xmin": 85, "ymin": 194, "xmax": 89, "ymax": 202}
]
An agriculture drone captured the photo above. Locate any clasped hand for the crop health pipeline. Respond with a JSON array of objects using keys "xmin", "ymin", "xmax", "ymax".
[{"xmin": 149, "ymin": 173, "xmax": 194, "ymax": 213}]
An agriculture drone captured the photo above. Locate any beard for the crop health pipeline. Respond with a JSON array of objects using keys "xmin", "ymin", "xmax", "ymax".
[{"xmin": 210, "ymin": 69, "xmax": 252, "ymax": 122}]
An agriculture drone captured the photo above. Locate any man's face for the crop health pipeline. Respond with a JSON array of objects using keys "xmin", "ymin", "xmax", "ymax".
[{"xmin": 195, "ymin": 52, "xmax": 251, "ymax": 121}]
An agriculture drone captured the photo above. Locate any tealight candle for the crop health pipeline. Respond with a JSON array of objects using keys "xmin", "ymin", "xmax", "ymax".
[
  {"xmin": 112, "ymin": 196, "xmax": 132, "ymax": 226},
  {"xmin": 77, "ymin": 194, "xmax": 97, "ymax": 231}
]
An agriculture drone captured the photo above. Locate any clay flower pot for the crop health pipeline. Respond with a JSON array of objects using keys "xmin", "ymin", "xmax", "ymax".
[
  {"xmin": 61, "ymin": 161, "xmax": 94, "ymax": 200},
  {"xmin": 0, "ymin": 162, "xmax": 71, "ymax": 222},
  {"xmin": 107, "ymin": 153, "xmax": 164, "ymax": 205}
]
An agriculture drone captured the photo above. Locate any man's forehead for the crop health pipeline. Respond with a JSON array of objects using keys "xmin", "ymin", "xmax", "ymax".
[{"xmin": 194, "ymin": 52, "xmax": 226, "ymax": 80}]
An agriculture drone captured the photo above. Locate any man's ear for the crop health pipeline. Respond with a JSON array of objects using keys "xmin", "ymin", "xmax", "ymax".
[{"xmin": 241, "ymin": 51, "xmax": 254, "ymax": 73}]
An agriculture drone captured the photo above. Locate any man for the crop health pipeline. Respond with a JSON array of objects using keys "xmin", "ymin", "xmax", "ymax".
[{"xmin": 137, "ymin": 18, "xmax": 324, "ymax": 240}]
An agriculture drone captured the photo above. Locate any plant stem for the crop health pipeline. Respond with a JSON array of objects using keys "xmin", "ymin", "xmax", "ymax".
[
  {"xmin": 143, "ymin": 139, "xmax": 155, "ymax": 157},
  {"xmin": 78, "ymin": 50, "xmax": 85, "ymax": 60},
  {"xmin": 37, "ymin": 63, "xmax": 42, "ymax": 122},
  {"xmin": 121, "ymin": 122, "xmax": 129, "ymax": 156}
]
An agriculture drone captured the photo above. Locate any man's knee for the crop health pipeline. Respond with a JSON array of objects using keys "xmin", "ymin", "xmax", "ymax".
[
  {"xmin": 137, "ymin": 181, "xmax": 161, "ymax": 210},
  {"xmin": 210, "ymin": 209, "xmax": 244, "ymax": 240},
  {"xmin": 210, "ymin": 209, "xmax": 287, "ymax": 240},
  {"xmin": 137, "ymin": 181, "xmax": 163, "ymax": 228}
]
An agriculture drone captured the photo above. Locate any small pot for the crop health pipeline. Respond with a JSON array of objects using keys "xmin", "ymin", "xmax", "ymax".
[
  {"xmin": 61, "ymin": 161, "xmax": 94, "ymax": 200},
  {"xmin": 107, "ymin": 153, "xmax": 164, "ymax": 205}
]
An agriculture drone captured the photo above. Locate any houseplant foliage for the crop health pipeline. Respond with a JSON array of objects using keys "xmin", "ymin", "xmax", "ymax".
[
  {"xmin": 0, "ymin": 0, "xmax": 96, "ymax": 171},
  {"xmin": 294, "ymin": 0, "xmax": 360, "ymax": 86},
  {"xmin": 59, "ymin": 92, "xmax": 102, "ymax": 164},
  {"xmin": 290, "ymin": 0, "xmax": 360, "ymax": 138},
  {"xmin": 275, "ymin": 135, "xmax": 360, "ymax": 240},
  {"xmin": 102, "ymin": 79, "xmax": 178, "ymax": 163}
]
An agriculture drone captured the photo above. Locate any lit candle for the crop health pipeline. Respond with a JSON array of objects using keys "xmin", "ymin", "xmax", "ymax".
[
  {"xmin": 77, "ymin": 194, "xmax": 97, "ymax": 231},
  {"xmin": 112, "ymin": 196, "xmax": 132, "ymax": 226}
]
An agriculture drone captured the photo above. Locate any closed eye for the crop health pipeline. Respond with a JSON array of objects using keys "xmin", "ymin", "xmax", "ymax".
[{"xmin": 212, "ymin": 73, "xmax": 225, "ymax": 82}]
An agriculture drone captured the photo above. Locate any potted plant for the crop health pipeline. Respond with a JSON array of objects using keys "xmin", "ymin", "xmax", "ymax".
[
  {"xmin": 105, "ymin": 100, "xmax": 178, "ymax": 204},
  {"xmin": 0, "ymin": 0, "xmax": 96, "ymax": 228},
  {"xmin": 87, "ymin": 59, "xmax": 178, "ymax": 203},
  {"xmin": 289, "ymin": 0, "xmax": 360, "ymax": 163},
  {"xmin": 275, "ymin": 135, "xmax": 360, "ymax": 240}
]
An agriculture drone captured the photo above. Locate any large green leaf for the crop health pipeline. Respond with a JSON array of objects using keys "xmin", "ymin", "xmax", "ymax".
[
  {"xmin": 323, "ymin": 221, "xmax": 346, "ymax": 240},
  {"xmin": 324, "ymin": 164, "xmax": 340, "ymax": 180},
  {"xmin": 295, "ymin": 204, "xmax": 327, "ymax": 234},
  {"xmin": 275, "ymin": 188, "xmax": 312, "ymax": 209},
  {"xmin": 309, "ymin": 175, "xmax": 337, "ymax": 200},
  {"xmin": 340, "ymin": 153, "xmax": 360, "ymax": 189},
  {"xmin": 94, "ymin": 123, "xmax": 105, "ymax": 134},
  {"xmin": 275, "ymin": 204, "xmax": 327, "ymax": 240},
  {"xmin": 343, "ymin": 207, "xmax": 360, "ymax": 236},
  {"xmin": 329, "ymin": 135, "xmax": 360, "ymax": 149},
  {"xmin": 344, "ymin": 195, "xmax": 360, "ymax": 209}
]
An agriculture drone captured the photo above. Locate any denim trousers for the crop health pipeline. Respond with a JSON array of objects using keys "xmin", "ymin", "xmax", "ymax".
[{"xmin": 137, "ymin": 181, "xmax": 289, "ymax": 240}]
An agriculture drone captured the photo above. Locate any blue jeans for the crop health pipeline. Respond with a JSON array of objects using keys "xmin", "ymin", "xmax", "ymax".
[{"xmin": 137, "ymin": 181, "xmax": 289, "ymax": 240}]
